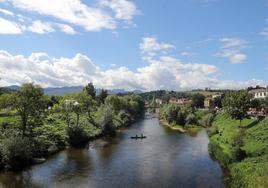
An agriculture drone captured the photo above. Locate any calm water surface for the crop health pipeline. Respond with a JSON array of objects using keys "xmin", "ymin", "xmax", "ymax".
[{"xmin": 0, "ymin": 114, "xmax": 224, "ymax": 188}]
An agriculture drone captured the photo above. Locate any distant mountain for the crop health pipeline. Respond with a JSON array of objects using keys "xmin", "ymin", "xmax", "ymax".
[
  {"xmin": 44, "ymin": 86, "xmax": 84, "ymax": 96},
  {"xmin": 2, "ymin": 85, "xmax": 143, "ymax": 96}
]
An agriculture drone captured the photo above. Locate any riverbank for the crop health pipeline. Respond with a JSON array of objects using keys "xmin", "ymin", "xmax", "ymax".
[
  {"xmin": 0, "ymin": 115, "xmax": 224, "ymax": 188},
  {"xmin": 159, "ymin": 118, "xmax": 204, "ymax": 134},
  {"xmin": 208, "ymin": 113, "xmax": 268, "ymax": 188},
  {"xmin": 159, "ymin": 119, "xmax": 186, "ymax": 133}
]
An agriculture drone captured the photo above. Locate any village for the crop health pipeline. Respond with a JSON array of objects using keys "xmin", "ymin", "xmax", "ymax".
[{"xmin": 149, "ymin": 87, "xmax": 268, "ymax": 117}]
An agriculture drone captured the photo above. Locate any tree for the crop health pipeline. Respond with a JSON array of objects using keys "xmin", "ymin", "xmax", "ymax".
[
  {"xmin": 97, "ymin": 89, "xmax": 108, "ymax": 104},
  {"xmin": 223, "ymin": 90, "xmax": 251, "ymax": 125},
  {"xmin": 185, "ymin": 113, "xmax": 197, "ymax": 125},
  {"xmin": 213, "ymin": 96, "xmax": 223, "ymax": 109},
  {"xmin": 97, "ymin": 105, "xmax": 116, "ymax": 136},
  {"xmin": 77, "ymin": 91, "xmax": 96, "ymax": 125},
  {"xmin": 83, "ymin": 82, "xmax": 96, "ymax": 99},
  {"xmin": 105, "ymin": 95, "xmax": 122, "ymax": 113},
  {"xmin": 191, "ymin": 93, "xmax": 205, "ymax": 108},
  {"xmin": 13, "ymin": 83, "xmax": 47, "ymax": 136}
]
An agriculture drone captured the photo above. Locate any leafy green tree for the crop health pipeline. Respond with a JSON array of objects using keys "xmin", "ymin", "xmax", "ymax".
[
  {"xmin": 13, "ymin": 83, "xmax": 47, "ymax": 136},
  {"xmin": 2, "ymin": 136, "xmax": 33, "ymax": 169},
  {"xmin": 250, "ymin": 98, "xmax": 261, "ymax": 110},
  {"xmin": 83, "ymin": 82, "xmax": 96, "ymax": 99},
  {"xmin": 97, "ymin": 105, "xmax": 116, "ymax": 136},
  {"xmin": 191, "ymin": 93, "xmax": 205, "ymax": 108},
  {"xmin": 97, "ymin": 89, "xmax": 108, "ymax": 104},
  {"xmin": 105, "ymin": 95, "xmax": 122, "ymax": 113},
  {"xmin": 213, "ymin": 96, "xmax": 223, "ymax": 109},
  {"xmin": 0, "ymin": 93, "xmax": 14, "ymax": 110},
  {"xmin": 223, "ymin": 90, "xmax": 251, "ymax": 124},
  {"xmin": 165, "ymin": 104, "xmax": 181, "ymax": 124},
  {"xmin": 185, "ymin": 113, "xmax": 197, "ymax": 125},
  {"xmin": 76, "ymin": 91, "xmax": 96, "ymax": 125}
]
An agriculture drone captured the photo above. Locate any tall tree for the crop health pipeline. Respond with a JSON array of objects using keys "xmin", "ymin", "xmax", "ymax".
[
  {"xmin": 191, "ymin": 93, "xmax": 205, "ymax": 108},
  {"xmin": 97, "ymin": 89, "xmax": 108, "ymax": 104},
  {"xmin": 13, "ymin": 83, "xmax": 47, "ymax": 136},
  {"xmin": 223, "ymin": 90, "xmax": 251, "ymax": 125},
  {"xmin": 83, "ymin": 82, "xmax": 96, "ymax": 99}
]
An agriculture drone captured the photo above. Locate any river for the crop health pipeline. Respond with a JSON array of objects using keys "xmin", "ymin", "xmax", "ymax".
[{"xmin": 0, "ymin": 114, "xmax": 224, "ymax": 188}]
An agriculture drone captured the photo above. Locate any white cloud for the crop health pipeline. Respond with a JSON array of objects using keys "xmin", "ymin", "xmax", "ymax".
[
  {"xmin": 217, "ymin": 37, "xmax": 247, "ymax": 64},
  {"xmin": 100, "ymin": 0, "xmax": 139, "ymax": 22},
  {"xmin": 260, "ymin": 27, "xmax": 268, "ymax": 40},
  {"xmin": 220, "ymin": 37, "xmax": 247, "ymax": 49},
  {"xmin": 0, "ymin": 49, "xmax": 265, "ymax": 91},
  {"xmin": 180, "ymin": 51, "xmax": 194, "ymax": 57},
  {"xmin": 140, "ymin": 37, "xmax": 175, "ymax": 54},
  {"xmin": 56, "ymin": 23, "xmax": 76, "ymax": 35},
  {"xmin": 0, "ymin": 8, "xmax": 14, "ymax": 16},
  {"xmin": 27, "ymin": 20, "xmax": 55, "ymax": 34},
  {"xmin": 3, "ymin": 0, "xmax": 139, "ymax": 32},
  {"xmin": 0, "ymin": 17, "xmax": 22, "ymax": 34}
]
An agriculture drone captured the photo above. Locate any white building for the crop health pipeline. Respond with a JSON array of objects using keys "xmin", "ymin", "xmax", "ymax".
[{"xmin": 249, "ymin": 89, "xmax": 268, "ymax": 99}]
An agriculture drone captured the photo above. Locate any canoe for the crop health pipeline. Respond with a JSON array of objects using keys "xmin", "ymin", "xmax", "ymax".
[{"xmin": 131, "ymin": 136, "xmax": 147, "ymax": 139}]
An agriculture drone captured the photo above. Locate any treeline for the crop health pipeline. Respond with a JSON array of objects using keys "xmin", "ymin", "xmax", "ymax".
[
  {"xmin": 141, "ymin": 90, "xmax": 208, "ymax": 108},
  {"xmin": 0, "ymin": 83, "xmax": 144, "ymax": 170},
  {"xmin": 160, "ymin": 104, "xmax": 215, "ymax": 128}
]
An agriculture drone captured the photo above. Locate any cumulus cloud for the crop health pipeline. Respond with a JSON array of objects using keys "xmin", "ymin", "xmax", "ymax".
[
  {"xmin": 100, "ymin": 0, "xmax": 139, "ymax": 23},
  {"xmin": 1, "ymin": 0, "xmax": 138, "ymax": 33},
  {"xmin": 0, "ymin": 49, "xmax": 265, "ymax": 91},
  {"xmin": 0, "ymin": 17, "xmax": 22, "ymax": 34},
  {"xmin": 140, "ymin": 37, "xmax": 176, "ymax": 63},
  {"xmin": 27, "ymin": 20, "xmax": 55, "ymax": 34},
  {"xmin": 217, "ymin": 37, "xmax": 247, "ymax": 64},
  {"xmin": 140, "ymin": 37, "xmax": 175, "ymax": 54}
]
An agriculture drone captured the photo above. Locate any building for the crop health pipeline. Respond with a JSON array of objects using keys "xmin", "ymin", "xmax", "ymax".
[
  {"xmin": 249, "ymin": 89, "xmax": 268, "ymax": 99},
  {"xmin": 169, "ymin": 98, "xmax": 192, "ymax": 105},
  {"xmin": 204, "ymin": 97, "xmax": 213, "ymax": 108},
  {"xmin": 155, "ymin": 98, "xmax": 163, "ymax": 105},
  {"xmin": 212, "ymin": 93, "xmax": 223, "ymax": 99}
]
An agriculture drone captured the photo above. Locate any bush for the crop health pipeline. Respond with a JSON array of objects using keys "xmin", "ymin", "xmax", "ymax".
[
  {"xmin": 185, "ymin": 113, "xmax": 197, "ymax": 125},
  {"xmin": 2, "ymin": 137, "xmax": 33, "ymax": 169},
  {"xmin": 202, "ymin": 113, "xmax": 215, "ymax": 127},
  {"xmin": 67, "ymin": 126, "xmax": 89, "ymax": 148},
  {"xmin": 97, "ymin": 105, "xmax": 116, "ymax": 136}
]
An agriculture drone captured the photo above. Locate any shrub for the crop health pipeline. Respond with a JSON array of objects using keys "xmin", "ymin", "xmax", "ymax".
[
  {"xmin": 97, "ymin": 105, "xmax": 116, "ymax": 136},
  {"xmin": 185, "ymin": 113, "xmax": 197, "ymax": 125},
  {"xmin": 202, "ymin": 113, "xmax": 215, "ymax": 127},
  {"xmin": 2, "ymin": 137, "xmax": 33, "ymax": 169},
  {"xmin": 67, "ymin": 126, "xmax": 89, "ymax": 148}
]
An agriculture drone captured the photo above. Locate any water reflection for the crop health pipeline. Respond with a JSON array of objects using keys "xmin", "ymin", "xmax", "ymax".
[{"xmin": 0, "ymin": 115, "xmax": 224, "ymax": 188}]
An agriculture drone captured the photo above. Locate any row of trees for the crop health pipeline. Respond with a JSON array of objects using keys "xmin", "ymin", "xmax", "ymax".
[
  {"xmin": 160, "ymin": 103, "xmax": 215, "ymax": 127},
  {"xmin": 0, "ymin": 83, "xmax": 144, "ymax": 170}
]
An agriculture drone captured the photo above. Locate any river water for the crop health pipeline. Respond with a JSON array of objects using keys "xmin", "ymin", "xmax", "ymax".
[{"xmin": 0, "ymin": 114, "xmax": 224, "ymax": 188}]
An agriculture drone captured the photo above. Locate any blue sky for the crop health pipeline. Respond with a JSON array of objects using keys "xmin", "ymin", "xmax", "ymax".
[{"xmin": 0, "ymin": 0, "xmax": 268, "ymax": 90}]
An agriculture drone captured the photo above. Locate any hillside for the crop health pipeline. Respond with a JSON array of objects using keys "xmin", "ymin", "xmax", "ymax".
[{"xmin": 208, "ymin": 113, "xmax": 268, "ymax": 187}]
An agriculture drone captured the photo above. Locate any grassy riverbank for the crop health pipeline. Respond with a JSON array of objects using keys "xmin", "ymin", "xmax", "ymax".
[
  {"xmin": 208, "ymin": 113, "xmax": 268, "ymax": 188},
  {"xmin": 0, "ymin": 83, "xmax": 145, "ymax": 171},
  {"xmin": 159, "ymin": 119, "xmax": 186, "ymax": 133}
]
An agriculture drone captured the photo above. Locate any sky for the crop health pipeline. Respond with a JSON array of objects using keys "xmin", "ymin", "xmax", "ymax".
[{"xmin": 0, "ymin": 0, "xmax": 268, "ymax": 91}]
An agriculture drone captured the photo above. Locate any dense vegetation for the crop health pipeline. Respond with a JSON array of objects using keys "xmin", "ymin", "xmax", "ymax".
[
  {"xmin": 0, "ymin": 83, "xmax": 144, "ymax": 170},
  {"xmin": 160, "ymin": 103, "xmax": 215, "ymax": 129},
  {"xmin": 208, "ymin": 90, "xmax": 268, "ymax": 188}
]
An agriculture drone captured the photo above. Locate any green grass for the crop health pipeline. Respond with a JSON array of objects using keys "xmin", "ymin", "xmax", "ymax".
[{"xmin": 208, "ymin": 113, "xmax": 268, "ymax": 188}]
